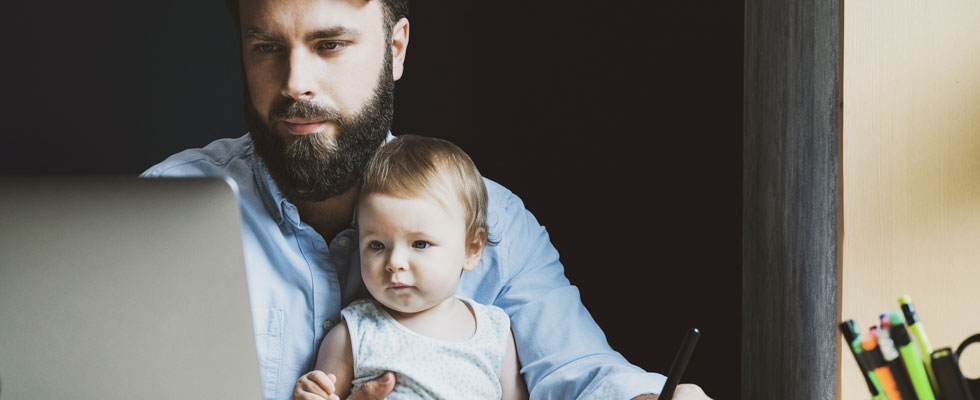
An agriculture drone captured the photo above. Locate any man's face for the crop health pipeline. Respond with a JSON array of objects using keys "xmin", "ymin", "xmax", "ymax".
[{"xmin": 238, "ymin": 0, "xmax": 401, "ymax": 201}]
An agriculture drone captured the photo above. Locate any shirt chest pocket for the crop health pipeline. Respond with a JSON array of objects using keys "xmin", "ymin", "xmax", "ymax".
[{"xmin": 252, "ymin": 308, "xmax": 284, "ymax": 400}]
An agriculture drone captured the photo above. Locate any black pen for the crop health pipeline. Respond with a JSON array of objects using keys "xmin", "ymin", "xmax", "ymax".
[{"xmin": 660, "ymin": 328, "xmax": 700, "ymax": 400}]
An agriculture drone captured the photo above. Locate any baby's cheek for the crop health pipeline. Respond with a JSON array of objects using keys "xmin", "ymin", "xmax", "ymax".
[
  {"xmin": 360, "ymin": 262, "xmax": 383, "ymax": 289},
  {"xmin": 429, "ymin": 274, "xmax": 458, "ymax": 298}
]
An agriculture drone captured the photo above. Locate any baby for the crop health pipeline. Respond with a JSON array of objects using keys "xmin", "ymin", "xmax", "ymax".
[{"xmin": 293, "ymin": 135, "xmax": 527, "ymax": 400}]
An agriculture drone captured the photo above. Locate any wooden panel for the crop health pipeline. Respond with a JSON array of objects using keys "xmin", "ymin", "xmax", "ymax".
[
  {"xmin": 841, "ymin": 0, "xmax": 980, "ymax": 398},
  {"xmin": 743, "ymin": 0, "xmax": 841, "ymax": 398}
]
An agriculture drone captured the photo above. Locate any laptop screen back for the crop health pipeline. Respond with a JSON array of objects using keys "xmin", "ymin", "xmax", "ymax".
[{"xmin": 0, "ymin": 177, "xmax": 261, "ymax": 399}]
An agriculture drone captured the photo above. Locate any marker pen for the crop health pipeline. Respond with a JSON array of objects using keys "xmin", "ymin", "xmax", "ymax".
[
  {"xmin": 841, "ymin": 320, "xmax": 886, "ymax": 399},
  {"xmin": 878, "ymin": 321, "xmax": 919, "ymax": 400},
  {"xmin": 889, "ymin": 313, "xmax": 936, "ymax": 400},
  {"xmin": 900, "ymin": 295, "xmax": 939, "ymax": 395},
  {"xmin": 865, "ymin": 334, "xmax": 904, "ymax": 400},
  {"xmin": 659, "ymin": 328, "xmax": 700, "ymax": 400}
]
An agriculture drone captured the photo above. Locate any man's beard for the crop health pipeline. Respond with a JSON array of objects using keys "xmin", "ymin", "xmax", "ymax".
[{"xmin": 245, "ymin": 59, "xmax": 394, "ymax": 202}]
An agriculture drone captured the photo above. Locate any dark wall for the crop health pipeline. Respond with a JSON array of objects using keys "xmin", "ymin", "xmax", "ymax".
[{"xmin": 4, "ymin": 2, "xmax": 742, "ymax": 398}]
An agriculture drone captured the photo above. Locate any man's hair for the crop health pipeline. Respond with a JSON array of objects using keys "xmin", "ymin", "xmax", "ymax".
[
  {"xmin": 223, "ymin": 0, "xmax": 408, "ymax": 38},
  {"xmin": 359, "ymin": 135, "xmax": 489, "ymax": 246}
]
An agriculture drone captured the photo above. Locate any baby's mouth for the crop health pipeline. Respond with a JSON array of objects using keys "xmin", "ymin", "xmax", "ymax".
[{"xmin": 388, "ymin": 282, "xmax": 411, "ymax": 289}]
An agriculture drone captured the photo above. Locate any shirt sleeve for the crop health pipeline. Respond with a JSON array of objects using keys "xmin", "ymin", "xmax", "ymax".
[{"xmin": 486, "ymin": 183, "xmax": 666, "ymax": 399}]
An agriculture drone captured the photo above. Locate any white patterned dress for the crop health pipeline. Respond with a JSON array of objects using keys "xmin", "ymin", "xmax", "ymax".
[{"xmin": 341, "ymin": 297, "xmax": 511, "ymax": 400}]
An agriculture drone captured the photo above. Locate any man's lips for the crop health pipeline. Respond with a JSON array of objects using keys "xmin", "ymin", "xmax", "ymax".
[{"xmin": 281, "ymin": 118, "xmax": 328, "ymax": 135}]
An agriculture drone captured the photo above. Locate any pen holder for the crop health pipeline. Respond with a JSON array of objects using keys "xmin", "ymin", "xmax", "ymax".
[
  {"xmin": 957, "ymin": 333, "xmax": 980, "ymax": 399},
  {"xmin": 936, "ymin": 333, "xmax": 980, "ymax": 400}
]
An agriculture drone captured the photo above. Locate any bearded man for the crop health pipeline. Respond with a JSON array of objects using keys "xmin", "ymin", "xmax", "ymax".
[{"xmin": 143, "ymin": 0, "xmax": 710, "ymax": 399}]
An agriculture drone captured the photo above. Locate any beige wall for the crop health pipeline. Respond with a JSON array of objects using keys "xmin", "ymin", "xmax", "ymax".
[{"xmin": 841, "ymin": 0, "xmax": 980, "ymax": 398}]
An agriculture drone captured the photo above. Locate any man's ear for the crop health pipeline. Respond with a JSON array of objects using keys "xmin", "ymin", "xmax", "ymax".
[
  {"xmin": 391, "ymin": 17, "xmax": 409, "ymax": 81},
  {"xmin": 462, "ymin": 229, "xmax": 487, "ymax": 272}
]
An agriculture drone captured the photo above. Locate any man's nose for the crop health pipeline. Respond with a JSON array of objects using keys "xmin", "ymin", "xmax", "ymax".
[{"xmin": 281, "ymin": 49, "xmax": 317, "ymax": 101}]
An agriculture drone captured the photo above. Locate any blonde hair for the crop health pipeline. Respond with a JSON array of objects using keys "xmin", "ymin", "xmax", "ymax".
[{"xmin": 359, "ymin": 135, "xmax": 489, "ymax": 245}]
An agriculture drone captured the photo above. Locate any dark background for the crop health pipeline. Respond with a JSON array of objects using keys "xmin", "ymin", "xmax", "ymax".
[{"xmin": 4, "ymin": 1, "xmax": 743, "ymax": 398}]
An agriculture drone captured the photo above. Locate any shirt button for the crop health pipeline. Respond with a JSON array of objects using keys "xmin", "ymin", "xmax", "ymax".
[
  {"xmin": 323, "ymin": 320, "xmax": 335, "ymax": 331},
  {"xmin": 338, "ymin": 236, "xmax": 350, "ymax": 246},
  {"xmin": 311, "ymin": 240, "xmax": 326, "ymax": 252}
]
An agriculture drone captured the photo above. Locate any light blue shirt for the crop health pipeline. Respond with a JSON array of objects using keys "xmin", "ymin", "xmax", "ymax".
[{"xmin": 142, "ymin": 134, "xmax": 665, "ymax": 399}]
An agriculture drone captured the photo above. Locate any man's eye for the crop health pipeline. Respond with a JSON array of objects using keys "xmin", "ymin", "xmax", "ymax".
[
  {"xmin": 253, "ymin": 43, "xmax": 279, "ymax": 53},
  {"xmin": 368, "ymin": 241, "xmax": 385, "ymax": 251},
  {"xmin": 412, "ymin": 240, "xmax": 430, "ymax": 249},
  {"xmin": 316, "ymin": 41, "xmax": 344, "ymax": 51}
]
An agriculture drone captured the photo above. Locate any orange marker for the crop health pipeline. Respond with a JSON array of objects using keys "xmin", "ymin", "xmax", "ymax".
[{"xmin": 864, "ymin": 334, "xmax": 903, "ymax": 400}]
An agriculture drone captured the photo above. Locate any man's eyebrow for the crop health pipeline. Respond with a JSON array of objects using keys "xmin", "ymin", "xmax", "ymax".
[
  {"xmin": 244, "ymin": 26, "xmax": 360, "ymax": 42},
  {"xmin": 306, "ymin": 26, "xmax": 360, "ymax": 41},
  {"xmin": 244, "ymin": 27, "xmax": 284, "ymax": 42}
]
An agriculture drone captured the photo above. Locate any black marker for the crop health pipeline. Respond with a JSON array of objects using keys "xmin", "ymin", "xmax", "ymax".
[
  {"xmin": 840, "ymin": 320, "xmax": 883, "ymax": 398},
  {"xmin": 660, "ymin": 328, "xmax": 700, "ymax": 400},
  {"xmin": 932, "ymin": 348, "xmax": 975, "ymax": 400}
]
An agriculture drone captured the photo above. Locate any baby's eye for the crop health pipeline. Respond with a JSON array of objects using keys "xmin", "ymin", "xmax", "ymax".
[
  {"xmin": 368, "ymin": 241, "xmax": 385, "ymax": 251},
  {"xmin": 412, "ymin": 240, "xmax": 430, "ymax": 249}
]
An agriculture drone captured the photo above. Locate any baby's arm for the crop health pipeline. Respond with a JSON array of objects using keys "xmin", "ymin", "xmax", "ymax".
[
  {"xmin": 500, "ymin": 329, "xmax": 529, "ymax": 400},
  {"xmin": 293, "ymin": 319, "xmax": 355, "ymax": 400}
]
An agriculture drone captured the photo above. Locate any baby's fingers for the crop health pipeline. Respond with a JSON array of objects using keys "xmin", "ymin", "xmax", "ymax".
[
  {"xmin": 293, "ymin": 371, "xmax": 336, "ymax": 399},
  {"xmin": 292, "ymin": 381, "xmax": 327, "ymax": 400},
  {"xmin": 306, "ymin": 370, "xmax": 338, "ymax": 395}
]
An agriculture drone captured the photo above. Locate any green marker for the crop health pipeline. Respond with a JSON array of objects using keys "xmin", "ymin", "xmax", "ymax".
[
  {"xmin": 854, "ymin": 339, "xmax": 889, "ymax": 400},
  {"xmin": 890, "ymin": 312, "xmax": 936, "ymax": 400},
  {"xmin": 900, "ymin": 295, "xmax": 940, "ymax": 396}
]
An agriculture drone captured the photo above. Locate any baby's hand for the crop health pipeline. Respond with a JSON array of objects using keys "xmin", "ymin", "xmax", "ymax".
[{"xmin": 292, "ymin": 371, "xmax": 340, "ymax": 400}]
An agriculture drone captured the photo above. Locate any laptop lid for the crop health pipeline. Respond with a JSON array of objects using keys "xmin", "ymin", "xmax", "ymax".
[{"xmin": 0, "ymin": 177, "xmax": 261, "ymax": 399}]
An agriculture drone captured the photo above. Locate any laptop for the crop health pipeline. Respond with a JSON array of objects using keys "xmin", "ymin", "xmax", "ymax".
[{"xmin": 0, "ymin": 177, "xmax": 262, "ymax": 399}]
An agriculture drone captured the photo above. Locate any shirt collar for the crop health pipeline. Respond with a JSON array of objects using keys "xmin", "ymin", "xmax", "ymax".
[
  {"xmin": 247, "ymin": 131, "xmax": 396, "ymax": 227},
  {"xmin": 244, "ymin": 135, "xmax": 291, "ymax": 226}
]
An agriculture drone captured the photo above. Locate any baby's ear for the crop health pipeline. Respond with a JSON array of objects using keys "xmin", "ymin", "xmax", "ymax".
[{"xmin": 462, "ymin": 229, "xmax": 487, "ymax": 272}]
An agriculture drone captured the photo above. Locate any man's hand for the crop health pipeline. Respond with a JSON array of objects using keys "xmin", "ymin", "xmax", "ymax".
[
  {"xmin": 346, "ymin": 371, "xmax": 396, "ymax": 400},
  {"xmin": 633, "ymin": 383, "xmax": 712, "ymax": 400}
]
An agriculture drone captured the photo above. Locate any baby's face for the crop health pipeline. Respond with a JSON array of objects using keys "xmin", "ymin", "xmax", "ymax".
[{"xmin": 357, "ymin": 192, "xmax": 479, "ymax": 315}]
